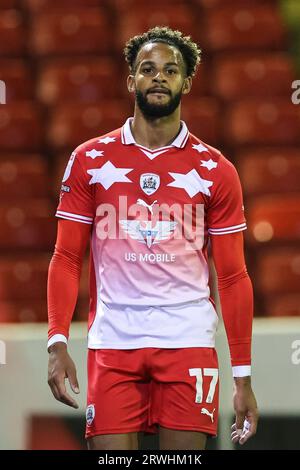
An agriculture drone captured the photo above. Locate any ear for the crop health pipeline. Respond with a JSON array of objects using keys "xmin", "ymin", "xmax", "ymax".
[
  {"xmin": 127, "ymin": 75, "xmax": 135, "ymax": 93},
  {"xmin": 182, "ymin": 76, "xmax": 192, "ymax": 95}
]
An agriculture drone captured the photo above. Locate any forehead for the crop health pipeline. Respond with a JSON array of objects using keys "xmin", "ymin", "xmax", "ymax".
[{"xmin": 135, "ymin": 42, "xmax": 184, "ymax": 68}]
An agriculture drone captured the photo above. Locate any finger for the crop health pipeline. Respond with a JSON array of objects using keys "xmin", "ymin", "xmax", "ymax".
[
  {"xmin": 239, "ymin": 429, "xmax": 251, "ymax": 445},
  {"xmin": 67, "ymin": 368, "xmax": 80, "ymax": 394},
  {"xmin": 231, "ymin": 433, "xmax": 240, "ymax": 443},
  {"xmin": 55, "ymin": 377, "xmax": 79, "ymax": 408},
  {"xmin": 231, "ymin": 428, "xmax": 242, "ymax": 443}
]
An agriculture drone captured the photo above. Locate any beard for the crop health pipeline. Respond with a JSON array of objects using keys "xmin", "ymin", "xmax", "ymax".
[{"xmin": 135, "ymin": 88, "xmax": 182, "ymax": 119}]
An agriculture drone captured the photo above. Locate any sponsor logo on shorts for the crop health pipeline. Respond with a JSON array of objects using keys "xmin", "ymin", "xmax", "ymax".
[{"xmin": 86, "ymin": 404, "xmax": 95, "ymax": 426}]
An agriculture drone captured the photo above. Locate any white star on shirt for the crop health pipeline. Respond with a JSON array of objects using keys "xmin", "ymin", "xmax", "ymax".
[
  {"xmin": 200, "ymin": 159, "xmax": 218, "ymax": 171},
  {"xmin": 87, "ymin": 161, "xmax": 133, "ymax": 190},
  {"xmin": 167, "ymin": 169, "xmax": 213, "ymax": 197},
  {"xmin": 192, "ymin": 143, "xmax": 209, "ymax": 154},
  {"xmin": 97, "ymin": 136, "xmax": 116, "ymax": 145},
  {"xmin": 86, "ymin": 149, "xmax": 104, "ymax": 159}
]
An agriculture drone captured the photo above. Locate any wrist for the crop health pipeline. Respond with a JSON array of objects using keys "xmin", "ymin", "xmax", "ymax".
[{"xmin": 234, "ymin": 376, "xmax": 251, "ymax": 389}]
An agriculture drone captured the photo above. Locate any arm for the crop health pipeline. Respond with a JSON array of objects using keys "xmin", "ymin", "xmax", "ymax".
[
  {"xmin": 47, "ymin": 218, "xmax": 91, "ymax": 408},
  {"xmin": 211, "ymin": 231, "xmax": 259, "ymax": 445}
]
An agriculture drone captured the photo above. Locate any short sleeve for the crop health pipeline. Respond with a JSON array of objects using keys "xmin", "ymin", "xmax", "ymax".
[
  {"xmin": 55, "ymin": 150, "xmax": 94, "ymax": 225},
  {"xmin": 207, "ymin": 158, "xmax": 246, "ymax": 236}
]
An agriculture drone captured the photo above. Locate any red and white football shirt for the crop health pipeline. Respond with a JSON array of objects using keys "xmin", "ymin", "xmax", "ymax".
[{"xmin": 55, "ymin": 118, "xmax": 246, "ymax": 349}]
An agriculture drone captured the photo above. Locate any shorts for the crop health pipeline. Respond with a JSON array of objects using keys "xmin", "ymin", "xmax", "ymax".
[{"xmin": 85, "ymin": 347, "xmax": 219, "ymax": 439}]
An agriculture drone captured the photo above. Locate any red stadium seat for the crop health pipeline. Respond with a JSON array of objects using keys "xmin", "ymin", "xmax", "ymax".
[
  {"xmin": 194, "ymin": 0, "xmax": 278, "ymax": 9},
  {"xmin": 47, "ymin": 101, "xmax": 130, "ymax": 150},
  {"xmin": 30, "ymin": 8, "xmax": 111, "ymax": 57},
  {"xmin": 246, "ymin": 195, "xmax": 300, "ymax": 245},
  {"xmin": 254, "ymin": 249, "xmax": 300, "ymax": 295},
  {"xmin": 0, "ymin": 60, "xmax": 34, "ymax": 101},
  {"xmin": 212, "ymin": 54, "xmax": 295, "ymax": 100},
  {"xmin": 37, "ymin": 59, "xmax": 121, "ymax": 106},
  {"xmin": 181, "ymin": 96, "xmax": 221, "ymax": 145},
  {"xmin": 0, "ymin": 199, "xmax": 56, "ymax": 250},
  {"xmin": 203, "ymin": 5, "xmax": 286, "ymax": 52},
  {"xmin": 225, "ymin": 99, "xmax": 300, "ymax": 146},
  {"xmin": 113, "ymin": 0, "xmax": 194, "ymax": 14},
  {"xmin": 236, "ymin": 148, "xmax": 300, "ymax": 196},
  {"xmin": 116, "ymin": 4, "xmax": 202, "ymax": 49},
  {"xmin": 0, "ymin": 9, "xmax": 27, "ymax": 57},
  {"xmin": 0, "ymin": 300, "xmax": 47, "ymax": 322},
  {"xmin": 188, "ymin": 62, "xmax": 212, "ymax": 97},
  {"xmin": 264, "ymin": 294, "xmax": 300, "ymax": 317},
  {"xmin": 0, "ymin": 154, "xmax": 50, "ymax": 200},
  {"xmin": 24, "ymin": 0, "xmax": 103, "ymax": 11},
  {"xmin": 0, "ymin": 0, "xmax": 19, "ymax": 9},
  {"xmin": 0, "ymin": 103, "xmax": 44, "ymax": 151},
  {"xmin": 0, "ymin": 254, "xmax": 50, "ymax": 301}
]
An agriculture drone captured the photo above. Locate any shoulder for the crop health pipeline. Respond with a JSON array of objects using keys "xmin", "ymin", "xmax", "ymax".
[
  {"xmin": 72, "ymin": 128, "xmax": 122, "ymax": 162},
  {"xmin": 188, "ymin": 133, "xmax": 240, "ymax": 182}
]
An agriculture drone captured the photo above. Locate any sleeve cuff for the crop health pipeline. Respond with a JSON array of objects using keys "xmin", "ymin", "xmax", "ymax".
[
  {"xmin": 55, "ymin": 210, "xmax": 93, "ymax": 225},
  {"xmin": 47, "ymin": 334, "xmax": 68, "ymax": 350},
  {"xmin": 208, "ymin": 223, "xmax": 247, "ymax": 235},
  {"xmin": 232, "ymin": 365, "xmax": 251, "ymax": 377}
]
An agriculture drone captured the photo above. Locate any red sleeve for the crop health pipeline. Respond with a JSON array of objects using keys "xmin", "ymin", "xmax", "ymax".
[
  {"xmin": 56, "ymin": 148, "xmax": 94, "ymax": 224},
  {"xmin": 47, "ymin": 219, "xmax": 91, "ymax": 341},
  {"xmin": 207, "ymin": 156, "xmax": 246, "ymax": 235},
  {"xmin": 211, "ymin": 231, "xmax": 253, "ymax": 366}
]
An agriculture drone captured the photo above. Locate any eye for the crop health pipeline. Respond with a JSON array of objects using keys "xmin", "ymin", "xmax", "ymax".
[
  {"xmin": 167, "ymin": 69, "xmax": 177, "ymax": 75},
  {"xmin": 142, "ymin": 67, "xmax": 153, "ymax": 74}
]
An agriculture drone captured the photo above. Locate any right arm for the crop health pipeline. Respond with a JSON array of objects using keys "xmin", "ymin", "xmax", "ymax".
[{"xmin": 47, "ymin": 218, "xmax": 91, "ymax": 408}]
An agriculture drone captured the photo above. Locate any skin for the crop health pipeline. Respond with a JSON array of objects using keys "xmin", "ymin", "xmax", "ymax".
[{"xmin": 48, "ymin": 41, "xmax": 259, "ymax": 450}]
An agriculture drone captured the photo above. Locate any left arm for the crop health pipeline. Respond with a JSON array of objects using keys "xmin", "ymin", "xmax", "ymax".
[{"xmin": 211, "ymin": 231, "xmax": 259, "ymax": 445}]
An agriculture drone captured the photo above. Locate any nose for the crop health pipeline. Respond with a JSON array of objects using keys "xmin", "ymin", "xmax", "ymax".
[{"xmin": 153, "ymin": 70, "xmax": 167, "ymax": 83}]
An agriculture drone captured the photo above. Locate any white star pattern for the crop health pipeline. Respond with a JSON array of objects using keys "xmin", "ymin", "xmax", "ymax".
[
  {"xmin": 87, "ymin": 161, "xmax": 133, "ymax": 190},
  {"xmin": 167, "ymin": 169, "xmax": 213, "ymax": 197},
  {"xmin": 97, "ymin": 136, "xmax": 116, "ymax": 145},
  {"xmin": 200, "ymin": 159, "xmax": 218, "ymax": 171},
  {"xmin": 86, "ymin": 149, "xmax": 104, "ymax": 159},
  {"xmin": 192, "ymin": 143, "xmax": 209, "ymax": 154}
]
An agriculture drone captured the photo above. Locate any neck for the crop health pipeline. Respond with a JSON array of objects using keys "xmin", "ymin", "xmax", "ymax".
[{"xmin": 130, "ymin": 105, "xmax": 182, "ymax": 150}]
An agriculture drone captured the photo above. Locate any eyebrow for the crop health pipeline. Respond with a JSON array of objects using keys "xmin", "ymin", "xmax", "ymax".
[{"xmin": 139, "ymin": 60, "xmax": 180, "ymax": 67}]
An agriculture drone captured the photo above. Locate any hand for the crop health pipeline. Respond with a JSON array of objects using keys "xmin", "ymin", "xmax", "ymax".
[
  {"xmin": 48, "ymin": 342, "xmax": 80, "ymax": 409},
  {"xmin": 231, "ymin": 377, "xmax": 259, "ymax": 445}
]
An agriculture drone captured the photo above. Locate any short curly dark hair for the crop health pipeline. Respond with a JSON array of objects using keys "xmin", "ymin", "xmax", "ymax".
[{"xmin": 124, "ymin": 26, "xmax": 202, "ymax": 77}]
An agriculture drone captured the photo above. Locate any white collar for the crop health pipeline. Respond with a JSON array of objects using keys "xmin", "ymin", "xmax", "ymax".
[{"xmin": 121, "ymin": 117, "xmax": 189, "ymax": 150}]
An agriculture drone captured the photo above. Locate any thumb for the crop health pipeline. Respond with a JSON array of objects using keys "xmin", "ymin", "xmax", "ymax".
[
  {"xmin": 67, "ymin": 368, "xmax": 80, "ymax": 394},
  {"xmin": 235, "ymin": 412, "xmax": 244, "ymax": 432}
]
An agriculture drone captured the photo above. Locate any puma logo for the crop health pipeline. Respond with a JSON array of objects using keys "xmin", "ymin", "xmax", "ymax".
[
  {"xmin": 137, "ymin": 198, "xmax": 157, "ymax": 215},
  {"xmin": 201, "ymin": 407, "xmax": 215, "ymax": 423}
]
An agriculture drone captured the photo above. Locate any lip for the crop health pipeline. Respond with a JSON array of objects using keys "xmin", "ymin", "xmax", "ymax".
[{"xmin": 148, "ymin": 88, "xmax": 170, "ymax": 95}]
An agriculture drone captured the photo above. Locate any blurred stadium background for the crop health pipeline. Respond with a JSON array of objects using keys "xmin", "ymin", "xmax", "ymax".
[{"xmin": 0, "ymin": 0, "xmax": 300, "ymax": 450}]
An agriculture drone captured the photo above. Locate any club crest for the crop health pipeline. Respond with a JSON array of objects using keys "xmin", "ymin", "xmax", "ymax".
[{"xmin": 140, "ymin": 173, "xmax": 160, "ymax": 195}]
